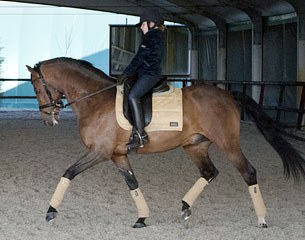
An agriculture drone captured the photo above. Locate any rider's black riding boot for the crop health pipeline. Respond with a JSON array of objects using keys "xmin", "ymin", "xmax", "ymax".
[{"xmin": 126, "ymin": 98, "xmax": 148, "ymax": 150}]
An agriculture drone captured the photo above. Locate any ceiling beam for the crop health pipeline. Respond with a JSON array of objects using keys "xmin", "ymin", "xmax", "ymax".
[
  {"xmin": 286, "ymin": 0, "xmax": 305, "ymax": 13},
  {"xmin": 126, "ymin": 0, "xmax": 196, "ymax": 26},
  {"xmin": 165, "ymin": 0, "xmax": 226, "ymax": 27}
]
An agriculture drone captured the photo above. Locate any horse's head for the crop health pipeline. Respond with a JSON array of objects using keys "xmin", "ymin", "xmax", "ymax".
[{"xmin": 26, "ymin": 65, "xmax": 64, "ymax": 126}]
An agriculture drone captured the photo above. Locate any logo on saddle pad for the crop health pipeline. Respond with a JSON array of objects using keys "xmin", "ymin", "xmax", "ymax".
[{"xmin": 115, "ymin": 86, "xmax": 183, "ymax": 132}]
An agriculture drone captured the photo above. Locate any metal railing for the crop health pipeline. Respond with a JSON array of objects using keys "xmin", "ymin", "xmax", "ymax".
[
  {"xmin": 0, "ymin": 78, "xmax": 36, "ymax": 99},
  {"xmin": 1, "ymin": 78, "xmax": 305, "ymax": 129},
  {"xmin": 168, "ymin": 79, "xmax": 305, "ymax": 130}
]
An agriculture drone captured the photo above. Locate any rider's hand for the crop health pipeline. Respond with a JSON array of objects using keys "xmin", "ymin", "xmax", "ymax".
[{"xmin": 117, "ymin": 74, "xmax": 129, "ymax": 85}]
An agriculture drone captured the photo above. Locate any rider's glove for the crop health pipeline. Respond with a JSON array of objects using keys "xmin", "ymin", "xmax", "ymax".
[{"xmin": 117, "ymin": 74, "xmax": 129, "ymax": 85}]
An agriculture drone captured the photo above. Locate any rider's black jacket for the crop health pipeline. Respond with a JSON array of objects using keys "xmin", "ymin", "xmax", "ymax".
[{"xmin": 123, "ymin": 28, "xmax": 164, "ymax": 78}]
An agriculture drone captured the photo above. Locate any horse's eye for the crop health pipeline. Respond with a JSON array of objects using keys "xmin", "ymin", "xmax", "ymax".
[{"xmin": 35, "ymin": 89, "xmax": 41, "ymax": 94}]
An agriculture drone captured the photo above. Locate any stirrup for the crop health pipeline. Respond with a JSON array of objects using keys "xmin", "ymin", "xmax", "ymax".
[{"xmin": 126, "ymin": 131, "xmax": 148, "ymax": 150}]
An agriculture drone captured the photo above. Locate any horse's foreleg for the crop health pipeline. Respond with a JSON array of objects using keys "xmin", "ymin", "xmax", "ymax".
[
  {"xmin": 46, "ymin": 151, "xmax": 104, "ymax": 222},
  {"xmin": 227, "ymin": 150, "xmax": 267, "ymax": 228},
  {"xmin": 112, "ymin": 155, "xmax": 149, "ymax": 228},
  {"xmin": 182, "ymin": 143, "xmax": 219, "ymax": 220}
]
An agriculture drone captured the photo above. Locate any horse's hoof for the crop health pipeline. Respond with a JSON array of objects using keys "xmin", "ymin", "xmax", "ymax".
[
  {"xmin": 46, "ymin": 211, "xmax": 57, "ymax": 222},
  {"xmin": 181, "ymin": 208, "xmax": 192, "ymax": 221},
  {"xmin": 258, "ymin": 222, "xmax": 268, "ymax": 228},
  {"xmin": 133, "ymin": 222, "xmax": 146, "ymax": 228},
  {"xmin": 258, "ymin": 217, "xmax": 268, "ymax": 228},
  {"xmin": 132, "ymin": 218, "xmax": 146, "ymax": 228},
  {"xmin": 46, "ymin": 206, "xmax": 58, "ymax": 222}
]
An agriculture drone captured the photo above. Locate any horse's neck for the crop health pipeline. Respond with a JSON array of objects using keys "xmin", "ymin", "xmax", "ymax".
[
  {"xmin": 62, "ymin": 70, "xmax": 113, "ymax": 100},
  {"xmin": 44, "ymin": 62, "xmax": 115, "ymax": 116},
  {"xmin": 58, "ymin": 69, "xmax": 115, "ymax": 116}
]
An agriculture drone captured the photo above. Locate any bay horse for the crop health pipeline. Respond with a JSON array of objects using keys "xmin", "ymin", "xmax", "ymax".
[{"xmin": 26, "ymin": 57, "xmax": 305, "ymax": 228}]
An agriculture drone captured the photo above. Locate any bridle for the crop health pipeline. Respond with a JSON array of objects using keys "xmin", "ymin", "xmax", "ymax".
[
  {"xmin": 31, "ymin": 69, "xmax": 116, "ymax": 116},
  {"xmin": 31, "ymin": 70, "xmax": 64, "ymax": 116}
]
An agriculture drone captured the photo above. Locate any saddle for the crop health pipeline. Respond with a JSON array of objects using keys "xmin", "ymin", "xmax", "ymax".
[{"xmin": 123, "ymin": 77, "xmax": 170, "ymax": 126}]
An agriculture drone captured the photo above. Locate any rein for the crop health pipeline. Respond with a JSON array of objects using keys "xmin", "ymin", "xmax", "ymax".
[
  {"xmin": 32, "ymin": 69, "xmax": 116, "ymax": 112},
  {"xmin": 63, "ymin": 83, "xmax": 116, "ymax": 108}
]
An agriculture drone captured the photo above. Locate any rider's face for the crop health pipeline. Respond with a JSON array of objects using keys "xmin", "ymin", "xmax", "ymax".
[
  {"xmin": 140, "ymin": 21, "xmax": 149, "ymax": 34},
  {"xmin": 140, "ymin": 21, "xmax": 155, "ymax": 34}
]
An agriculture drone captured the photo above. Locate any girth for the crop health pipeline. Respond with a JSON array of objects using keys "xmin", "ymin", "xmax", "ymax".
[{"xmin": 123, "ymin": 77, "xmax": 170, "ymax": 126}]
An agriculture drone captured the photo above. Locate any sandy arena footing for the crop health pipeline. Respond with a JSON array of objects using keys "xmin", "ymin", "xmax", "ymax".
[{"xmin": 0, "ymin": 110, "xmax": 304, "ymax": 240}]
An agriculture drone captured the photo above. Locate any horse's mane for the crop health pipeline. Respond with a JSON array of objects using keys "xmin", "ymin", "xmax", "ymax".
[{"xmin": 34, "ymin": 57, "xmax": 116, "ymax": 83}]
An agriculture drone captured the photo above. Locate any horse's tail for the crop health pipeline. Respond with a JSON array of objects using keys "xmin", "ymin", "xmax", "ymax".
[{"xmin": 231, "ymin": 91, "xmax": 305, "ymax": 181}]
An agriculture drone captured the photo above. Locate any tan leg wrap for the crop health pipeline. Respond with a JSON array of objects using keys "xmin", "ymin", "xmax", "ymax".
[
  {"xmin": 182, "ymin": 177, "xmax": 208, "ymax": 207},
  {"xmin": 248, "ymin": 184, "xmax": 267, "ymax": 218},
  {"xmin": 49, "ymin": 177, "xmax": 71, "ymax": 209},
  {"xmin": 130, "ymin": 188, "xmax": 150, "ymax": 218}
]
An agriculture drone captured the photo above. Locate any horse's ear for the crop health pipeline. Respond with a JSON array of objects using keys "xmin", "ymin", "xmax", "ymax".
[
  {"xmin": 26, "ymin": 65, "xmax": 38, "ymax": 76},
  {"xmin": 26, "ymin": 65, "xmax": 34, "ymax": 73}
]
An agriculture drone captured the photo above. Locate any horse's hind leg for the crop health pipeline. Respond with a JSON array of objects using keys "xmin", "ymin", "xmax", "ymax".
[
  {"xmin": 46, "ymin": 151, "xmax": 106, "ymax": 222},
  {"xmin": 112, "ymin": 154, "xmax": 149, "ymax": 228},
  {"xmin": 182, "ymin": 142, "xmax": 219, "ymax": 220},
  {"xmin": 225, "ymin": 147, "xmax": 267, "ymax": 228}
]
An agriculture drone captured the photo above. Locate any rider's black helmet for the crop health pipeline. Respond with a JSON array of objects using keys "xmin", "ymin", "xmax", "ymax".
[{"xmin": 136, "ymin": 9, "xmax": 164, "ymax": 27}]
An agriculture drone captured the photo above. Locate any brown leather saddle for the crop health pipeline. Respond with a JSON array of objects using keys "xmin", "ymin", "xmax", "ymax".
[{"xmin": 123, "ymin": 76, "xmax": 170, "ymax": 126}]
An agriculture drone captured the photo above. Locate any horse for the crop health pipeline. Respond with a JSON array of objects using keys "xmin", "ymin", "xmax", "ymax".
[{"xmin": 26, "ymin": 57, "xmax": 305, "ymax": 228}]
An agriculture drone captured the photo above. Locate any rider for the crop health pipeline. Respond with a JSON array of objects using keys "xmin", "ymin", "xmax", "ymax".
[{"xmin": 117, "ymin": 9, "xmax": 165, "ymax": 150}]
